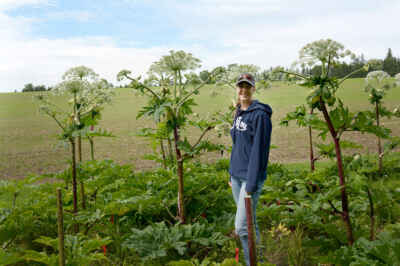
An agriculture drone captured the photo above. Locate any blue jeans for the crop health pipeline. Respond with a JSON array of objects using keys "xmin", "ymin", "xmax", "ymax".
[{"xmin": 231, "ymin": 176, "xmax": 264, "ymax": 266}]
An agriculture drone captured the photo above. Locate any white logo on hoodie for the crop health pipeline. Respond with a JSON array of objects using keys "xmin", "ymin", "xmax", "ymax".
[{"xmin": 234, "ymin": 116, "xmax": 247, "ymax": 131}]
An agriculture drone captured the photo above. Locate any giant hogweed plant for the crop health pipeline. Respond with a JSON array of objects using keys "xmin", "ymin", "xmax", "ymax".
[
  {"xmin": 277, "ymin": 39, "xmax": 391, "ymax": 246},
  {"xmin": 61, "ymin": 66, "xmax": 98, "ymax": 163},
  {"xmin": 59, "ymin": 67, "xmax": 115, "ymax": 162},
  {"xmin": 118, "ymin": 50, "xmax": 227, "ymax": 224},
  {"xmin": 364, "ymin": 70, "xmax": 399, "ymax": 173},
  {"xmin": 35, "ymin": 66, "xmax": 114, "ymax": 230}
]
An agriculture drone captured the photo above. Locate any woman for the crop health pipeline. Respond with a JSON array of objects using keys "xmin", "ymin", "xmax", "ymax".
[{"xmin": 229, "ymin": 73, "xmax": 272, "ymax": 265}]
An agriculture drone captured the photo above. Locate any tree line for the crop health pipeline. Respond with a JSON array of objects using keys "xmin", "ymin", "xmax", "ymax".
[
  {"xmin": 191, "ymin": 48, "xmax": 400, "ymax": 84},
  {"xmin": 301, "ymin": 48, "xmax": 400, "ymax": 78},
  {"xmin": 21, "ymin": 81, "xmax": 115, "ymax": 92},
  {"xmin": 22, "ymin": 83, "xmax": 50, "ymax": 92},
  {"xmin": 20, "ymin": 48, "xmax": 400, "ymax": 92}
]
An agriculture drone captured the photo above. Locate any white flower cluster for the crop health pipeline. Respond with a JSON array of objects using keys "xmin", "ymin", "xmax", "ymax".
[
  {"xmin": 365, "ymin": 70, "xmax": 393, "ymax": 93},
  {"xmin": 35, "ymin": 66, "xmax": 115, "ymax": 129},
  {"xmin": 296, "ymin": 39, "xmax": 355, "ymax": 69},
  {"xmin": 54, "ymin": 67, "xmax": 115, "ymax": 118},
  {"xmin": 395, "ymin": 73, "xmax": 400, "ymax": 86}
]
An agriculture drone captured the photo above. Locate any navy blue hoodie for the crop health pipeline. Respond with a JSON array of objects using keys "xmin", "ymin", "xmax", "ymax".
[{"xmin": 229, "ymin": 100, "xmax": 273, "ymax": 193}]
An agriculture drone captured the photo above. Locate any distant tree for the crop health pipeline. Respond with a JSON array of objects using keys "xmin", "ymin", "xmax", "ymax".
[
  {"xmin": 236, "ymin": 64, "xmax": 260, "ymax": 79},
  {"xmin": 22, "ymin": 83, "xmax": 34, "ymax": 92},
  {"xmin": 368, "ymin": 59, "xmax": 384, "ymax": 71},
  {"xmin": 267, "ymin": 66, "xmax": 288, "ymax": 81},
  {"xmin": 34, "ymin": 85, "xmax": 47, "ymax": 91},
  {"xmin": 383, "ymin": 48, "xmax": 398, "ymax": 76},
  {"xmin": 216, "ymin": 64, "xmax": 261, "ymax": 89},
  {"xmin": 22, "ymin": 83, "xmax": 47, "ymax": 92},
  {"xmin": 184, "ymin": 72, "xmax": 201, "ymax": 85},
  {"xmin": 199, "ymin": 70, "xmax": 212, "ymax": 84}
]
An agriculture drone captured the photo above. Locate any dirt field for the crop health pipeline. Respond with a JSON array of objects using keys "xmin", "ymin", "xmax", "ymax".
[{"xmin": 1, "ymin": 78, "xmax": 399, "ymax": 179}]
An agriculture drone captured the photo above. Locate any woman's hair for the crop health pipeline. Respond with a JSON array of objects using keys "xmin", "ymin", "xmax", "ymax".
[{"xmin": 234, "ymin": 97, "xmax": 240, "ymax": 118}]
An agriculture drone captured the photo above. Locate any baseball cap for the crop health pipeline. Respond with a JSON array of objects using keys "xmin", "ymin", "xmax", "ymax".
[{"xmin": 236, "ymin": 73, "xmax": 255, "ymax": 87}]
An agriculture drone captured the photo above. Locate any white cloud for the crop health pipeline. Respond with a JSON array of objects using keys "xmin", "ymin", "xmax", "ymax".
[
  {"xmin": 0, "ymin": 33, "xmax": 170, "ymax": 91},
  {"xmin": 45, "ymin": 10, "xmax": 94, "ymax": 22},
  {"xmin": 0, "ymin": 0, "xmax": 54, "ymax": 11},
  {"xmin": 1, "ymin": 0, "xmax": 400, "ymax": 92},
  {"xmin": 166, "ymin": 0, "xmax": 400, "ymax": 70}
]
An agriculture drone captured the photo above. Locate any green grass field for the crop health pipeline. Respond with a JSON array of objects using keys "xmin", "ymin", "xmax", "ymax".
[{"xmin": 1, "ymin": 78, "xmax": 400, "ymax": 179}]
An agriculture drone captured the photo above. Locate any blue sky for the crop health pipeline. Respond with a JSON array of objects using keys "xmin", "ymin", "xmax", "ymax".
[
  {"xmin": 1, "ymin": 0, "xmax": 400, "ymax": 92},
  {"xmin": 5, "ymin": 0, "xmax": 181, "ymax": 47}
]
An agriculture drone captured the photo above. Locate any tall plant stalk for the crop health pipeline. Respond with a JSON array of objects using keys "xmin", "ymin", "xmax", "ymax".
[
  {"xmin": 367, "ymin": 187, "xmax": 375, "ymax": 241},
  {"xmin": 56, "ymin": 188, "xmax": 65, "ymax": 266},
  {"xmin": 319, "ymin": 99, "xmax": 354, "ymax": 245},
  {"xmin": 173, "ymin": 125, "xmax": 185, "ymax": 223},
  {"xmin": 72, "ymin": 92, "xmax": 79, "ymax": 230},
  {"xmin": 89, "ymin": 137, "xmax": 95, "ymax": 160},
  {"xmin": 375, "ymin": 102, "xmax": 383, "ymax": 172},
  {"xmin": 309, "ymin": 108, "xmax": 315, "ymax": 171},
  {"xmin": 78, "ymin": 133, "xmax": 82, "ymax": 162},
  {"xmin": 167, "ymin": 137, "xmax": 174, "ymax": 164},
  {"xmin": 69, "ymin": 138, "xmax": 79, "ymax": 233},
  {"xmin": 160, "ymin": 139, "xmax": 167, "ymax": 169}
]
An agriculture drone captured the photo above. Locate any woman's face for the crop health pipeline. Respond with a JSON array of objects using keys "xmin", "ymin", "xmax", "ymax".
[{"xmin": 236, "ymin": 82, "xmax": 255, "ymax": 103}]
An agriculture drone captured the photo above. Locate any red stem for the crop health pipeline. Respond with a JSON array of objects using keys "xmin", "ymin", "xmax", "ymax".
[
  {"xmin": 319, "ymin": 98, "xmax": 354, "ymax": 246},
  {"xmin": 309, "ymin": 108, "xmax": 315, "ymax": 171},
  {"xmin": 70, "ymin": 138, "xmax": 79, "ymax": 233},
  {"xmin": 376, "ymin": 102, "xmax": 383, "ymax": 172},
  {"xmin": 245, "ymin": 196, "xmax": 257, "ymax": 265},
  {"xmin": 173, "ymin": 125, "xmax": 185, "ymax": 224}
]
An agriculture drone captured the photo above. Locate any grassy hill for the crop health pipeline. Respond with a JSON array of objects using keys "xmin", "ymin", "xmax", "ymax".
[{"xmin": 1, "ymin": 78, "xmax": 399, "ymax": 179}]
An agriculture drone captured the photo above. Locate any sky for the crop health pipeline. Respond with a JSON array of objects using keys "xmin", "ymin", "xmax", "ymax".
[{"xmin": 1, "ymin": 0, "xmax": 400, "ymax": 92}]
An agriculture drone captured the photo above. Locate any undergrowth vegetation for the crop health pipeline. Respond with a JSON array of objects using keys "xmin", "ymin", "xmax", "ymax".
[{"xmin": 1, "ymin": 152, "xmax": 400, "ymax": 265}]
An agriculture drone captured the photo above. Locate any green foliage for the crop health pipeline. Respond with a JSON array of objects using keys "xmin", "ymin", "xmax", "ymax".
[
  {"xmin": 0, "ymin": 178, "xmax": 59, "ymax": 251},
  {"xmin": 24, "ymin": 234, "xmax": 111, "ymax": 265},
  {"xmin": 0, "ymin": 249, "xmax": 25, "ymax": 265},
  {"xmin": 384, "ymin": 136, "xmax": 400, "ymax": 152},
  {"xmin": 330, "ymin": 230, "xmax": 400, "ymax": 265},
  {"xmin": 2, "ymin": 152, "xmax": 400, "ymax": 264},
  {"xmin": 123, "ymin": 221, "xmax": 227, "ymax": 263},
  {"xmin": 258, "ymin": 154, "xmax": 400, "ymax": 260},
  {"xmin": 316, "ymin": 140, "xmax": 362, "ymax": 159},
  {"xmin": 167, "ymin": 258, "xmax": 243, "ymax": 266}
]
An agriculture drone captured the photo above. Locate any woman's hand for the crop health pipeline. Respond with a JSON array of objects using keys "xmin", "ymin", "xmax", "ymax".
[{"xmin": 228, "ymin": 181, "xmax": 232, "ymax": 187}]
